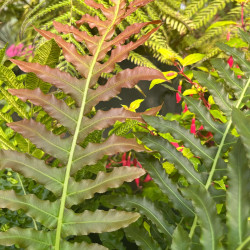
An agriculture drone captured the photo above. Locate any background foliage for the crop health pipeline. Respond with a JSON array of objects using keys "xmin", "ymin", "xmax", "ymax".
[{"xmin": 0, "ymin": 0, "xmax": 249, "ymax": 249}]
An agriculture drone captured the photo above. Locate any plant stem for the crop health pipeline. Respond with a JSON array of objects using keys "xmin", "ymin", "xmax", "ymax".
[
  {"xmin": 236, "ymin": 236, "xmax": 250, "ymax": 250},
  {"xmin": 241, "ymin": 3, "xmax": 246, "ymax": 31}
]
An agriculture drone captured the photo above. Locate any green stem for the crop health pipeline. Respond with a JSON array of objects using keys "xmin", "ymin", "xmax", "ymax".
[
  {"xmin": 189, "ymin": 75, "xmax": 250, "ymax": 239},
  {"xmin": 54, "ymin": 2, "xmax": 121, "ymax": 249},
  {"xmin": 236, "ymin": 236, "xmax": 250, "ymax": 250}
]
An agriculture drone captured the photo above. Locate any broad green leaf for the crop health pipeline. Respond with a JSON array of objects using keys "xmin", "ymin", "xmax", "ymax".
[
  {"xmin": 61, "ymin": 241, "xmax": 108, "ymax": 250},
  {"xmin": 0, "ymin": 190, "xmax": 59, "ymax": 229},
  {"xmin": 8, "ymin": 119, "xmax": 72, "ymax": 164},
  {"xmin": 209, "ymin": 110, "xmax": 227, "ymax": 123},
  {"xmin": 193, "ymin": 71, "xmax": 232, "ymax": 114},
  {"xmin": 232, "ymin": 108, "xmax": 250, "ymax": 162},
  {"xmin": 182, "ymin": 186, "xmax": 224, "ymax": 250},
  {"xmin": 136, "ymin": 152, "xmax": 195, "ymax": 217},
  {"xmin": 0, "ymin": 228, "xmax": 55, "ymax": 250},
  {"xmin": 210, "ymin": 58, "xmax": 243, "ymax": 98},
  {"xmin": 71, "ymin": 135, "xmax": 145, "ymax": 174},
  {"xmin": 216, "ymin": 43, "xmax": 250, "ymax": 76},
  {"xmin": 0, "ymin": 150, "xmax": 64, "ymax": 195},
  {"xmin": 105, "ymin": 195, "xmax": 174, "ymax": 238},
  {"xmin": 226, "ymin": 139, "xmax": 250, "ymax": 250},
  {"xmin": 142, "ymin": 115, "xmax": 216, "ymax": 167},
  {"xmin": 62, "ymin": 209, "xmax": 140, "ymax": 236},
  {"xmin": 66, "ymin": 167, "xmax": 145, "ymax": 206},
  {"xmin": 124, "ymin": 224, "xmax": 161, "ymax": 250},
  {"xmin": 136, "ymin": 133, "xmax": 205, "ymax": 186},
  {"xmin": 184, "ymin": 96, "xmax": 225, "ymax": 142},
  {"xmin": 182, "ymin": 53, "xmax": 205, "ymax": 67},
  {"xmin": 171, "ymin": 225, "xmax": 191, "ymax": 250}
]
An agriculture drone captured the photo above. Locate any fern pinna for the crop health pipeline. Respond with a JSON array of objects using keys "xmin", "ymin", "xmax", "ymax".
[
  {"xmin": 107, "ymin": 30, "xmax": 250, "ymax": 249},
  {"xmin": 0, "ymin": 0, "xmax": 164, "ymax": 249}
]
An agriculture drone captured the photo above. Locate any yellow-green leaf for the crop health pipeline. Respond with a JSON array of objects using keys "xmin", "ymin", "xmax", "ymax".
[
  {"xmin": 182, "ymin": 53, "xmax": 205, "ymax": 67},
  {"xmin": 149, "ymin": 79, "xmax": 165, "ymax": 89},
  {"xmin": 122, "ymin": 99, "xmax": 144, "ymax": 112},
  {"xmin": 183, "ymin": 89, "xmax": 198, "ymax": 96},
  {"xmin": 163, "ymin": 71, "xmax": 178, "ymax": 80}
]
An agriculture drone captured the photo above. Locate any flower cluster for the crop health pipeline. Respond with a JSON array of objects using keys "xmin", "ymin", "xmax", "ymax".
[{"xmin": 6, "ymin": 43, "xmax": 33, "ymax": 58}]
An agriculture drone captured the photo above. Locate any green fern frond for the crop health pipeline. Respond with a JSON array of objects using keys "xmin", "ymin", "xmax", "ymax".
[
  {"xmin": 0, "ymin": 111, "xmax": 12, "ymax": 124},
  {"xmin": 128, "ymin": 51, "xmax": 158, "ymax": 69},
  {"xmin": 21, "ymin": 0, "xmax": 71, "ymax": 36},
  {"xmin": 155, "ymin": 1, "xmax": 195, "ymax": 34},
  {"xmin": 189, "ymin": 26, "xmax": 225, "ymax": 49},
  {"xmin": 192, "ymin": 0, "xmax": 232, "ymax": 29},
  {"xmin": 0, "ymin": 44, "xmax": 7, "ymax": 64},
  {"xmin": 0, "ymin": 0, "xmax": 15, "ymax": 12},
  {"xmin": 183, "ymin": 0, "xmax": 209, "ymax": 19}
]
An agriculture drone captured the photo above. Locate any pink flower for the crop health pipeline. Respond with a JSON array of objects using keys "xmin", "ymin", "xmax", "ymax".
[
  {"xmin": 176, "ymin": 85, "xmax": 182, "ymax": 103},
  {"xmin": 198, "ymin": 125, "xmax": 204, "ymax": 131},
  {"xmin": 143, "ymin": 174, "xmax": 152, "ymax": 182},
  {"xmin": 226, "ymin": 31, "xmax": 231, "ymax": 41},
  {"xmin": 190, "ymin": 117, "xmax": 196, "ymax": 134},
  {"xmin": 171, "ymin": 142, "xmax": 183, "ymax": 152},
  {"xmin": 183, "ymin": 104, "xmax": 188, "ymax": 113},
  {"xmin": 227, "ymin": 56, "xmax": 234, "ymax": 68},
  {"xmin": 6, "ymin": 44, "xmax": 24, "ymax": 57},
  {"xmin": 6, "ymin": 43, "xmax": 34, "ymax": 59}
]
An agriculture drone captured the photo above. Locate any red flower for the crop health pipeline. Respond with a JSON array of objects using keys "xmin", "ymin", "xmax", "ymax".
[
  {"xmin": 143, "ymin": 174, "xmax": 152, "ymax": 182},
  {"xmin": 190, "ymin": 117, "xmax": 196, "ymax": 134},
  {"xmin": 183, "ymin": 104, "xmax": 188, "ymax": 113},
  {"xmin": 227, "ymin": 56, "xmax": 234, "ymax": 68}
]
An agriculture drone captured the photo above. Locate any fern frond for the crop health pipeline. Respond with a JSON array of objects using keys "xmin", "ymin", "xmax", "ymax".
[
  {"xmin": 0, "ymin": 0, "xmax": 15, "ymax": 12},
  {"xmin": 155, "ymin": 1, "xmax": 195, "ymax": 34},
  {"xmin": 183, "ymin": 0, "xmax": 209, "ymax": 18},
  {"xmin": 21, "ymin": 0, "xmax": 71, "ymax": 36},
  {"xmin": 192, "ymin": 0, "xmax": 232, "ymax": 29},
  {"xmin": 0, "ymin": 1, "xmax": 165, "ymax": 248},
  {"xmin": 128, "ymin": 51, "xmax": 158, "ymax": 69}
]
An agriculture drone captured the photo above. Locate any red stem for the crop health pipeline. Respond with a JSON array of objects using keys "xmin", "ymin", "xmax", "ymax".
[
  {"xmin": 241, "ymin": 2, "xmax": 246, "ymax": 31},
  {"xmin": 178, "ymin": 69, "xmax": 210, "ymax": 109}
]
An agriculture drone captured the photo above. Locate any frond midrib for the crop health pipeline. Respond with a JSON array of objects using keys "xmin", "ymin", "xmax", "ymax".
[{"xmin": 54, "ymin": 2, "xmax": 121, "ymax": 249}]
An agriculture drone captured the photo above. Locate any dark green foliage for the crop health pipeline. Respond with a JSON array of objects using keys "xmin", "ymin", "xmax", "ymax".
[{"xmin": 112, "ymin": 30, "xmax": 250, "ymax": 249}]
